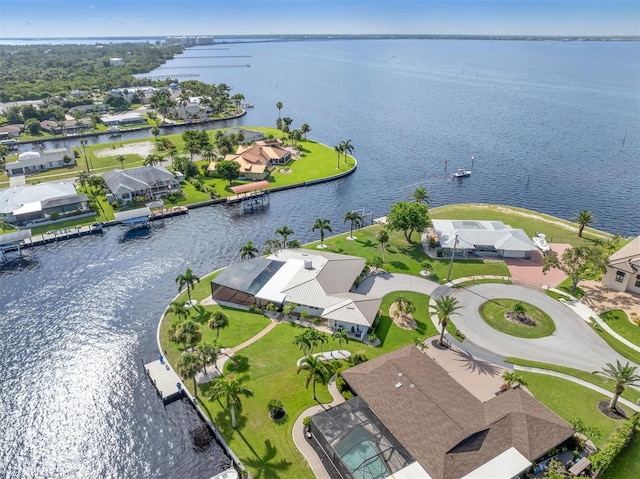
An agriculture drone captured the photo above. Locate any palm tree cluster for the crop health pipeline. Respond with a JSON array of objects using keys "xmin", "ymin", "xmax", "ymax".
[
  {"xmin": 293, "ymin": 329, "xmax": 328, "ymax": 356},
  {"xmin": 333, "ymin": 139, "xmax": 354, "ymax": 169},
  {"xmin": 344, "ymin": 211, "xmax": 363, "ymax": 239}
]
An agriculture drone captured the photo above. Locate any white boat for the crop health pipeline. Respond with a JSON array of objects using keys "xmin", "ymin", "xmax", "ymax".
[
  {"xmin": 532, "ymin": 232, "xmax": 551, "ymax": 254},
  {"xmin": 452, "ymin": 168, "xmax": 471, "ymax": 178},
  {"xmin": 210, "ymin": 467, "xmax": 239, "ymax": 479}
]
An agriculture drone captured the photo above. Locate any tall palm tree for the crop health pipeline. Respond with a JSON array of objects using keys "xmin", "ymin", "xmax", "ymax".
[
  {"xmin": 77, "ymin": 171, "xmax": 90, "ymax": 192},
  {"xmin": 175, "ymin": 268, "xmax": 200, "ymax": 302},
  {"xmin": 574, "ymin": 210, "xmax": 594, "ymax": 238},
  {"xmin": 344, "ymin": 211, "xmax": 363, "ymax": 239},
  {"xmin": 376, "ymin": 229, "xmax": 390, "ymax": 262},
  {"xmin": 151, "ymin": 125, "xmax": 160, "ymax": 142},
  {"xmin": 305, "ymin": 329, "xmax": 328, "ymax": 353},
  {"xmin": 168, "ymin": 300, "xmax": 189, "ymax": 322},
  {"xmin": 144, "ymin": 154, "xmax": 161, "ymax": 166},
  {"xmin": 276, "ymin": 101, "xmax": 283, "ymax": 118},
  {"xmin": 332, "ymin": 329, "xmax": 349, "ymax": 349},
  {"xmin": 593, "ymin": 360, "xmax": 640, "ymax": 410},
  {"xmin": 208, "ymin": 373, "xmax": 254, "ymax": 428},
  {"xmin": 197, "ymin": 341, "xmax": 220, "ymax": 375},
  {"xmin": 312, "ymin": 218, "xmax": 332, "ymax": 247},
  {"xmin": 208, "ymin": 311, "xmax": 229, "ymax": 339},
  {"xmin": 275, "ymin": 225, "xmax": 294, "ymax": 250},
  {"xmin": 431, "ymin": 295, "xmax": 463, "ymax": 347},
  {"xmin": 117, "ymin": 155, "xmax": 125, "ymax": 170},
  {"xmin": 177, "ymin": 351, "xmax": 201, "ymax": 398},
  {"xmin": 293, "ymin": 332, "xmax": 312, "ymax": 356},
  {"xmin": 341, "ymin": 139, "xmax": 354, "ymax": 165},
  {"xmin": 334, "ymin": 143, "xmax": 344, "ymax": 169},
  {"xmin": 297, "ymin": 355, "xmax": 332, "ymax": 401},
  {"xmin": 169, "ymin": 319, "xmax": 202, "ymax": 351},
  {"xmin": 301, "ymin": 123, "xmax": 311, "ymax": 140},
  {"xmin": 394, "ymin": 296, "xmax": 415, "ymax": 322},
  {"xmin": 411, "ymin": 186, "xmax": 430, "ymax": 204},
  {"xmin": 240, "ymin": 241, "xmax": 259, "ymax": 260}
]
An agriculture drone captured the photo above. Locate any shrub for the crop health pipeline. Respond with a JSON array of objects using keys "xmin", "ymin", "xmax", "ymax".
[
  {"xmin": 313, "ymin": 317, "xmax": 323, "ymax": 326},
  {"xmin": 590, "ymin": 413, "xmax": 639, "ymax": 473},
  {"xmin": 342, "ymin": 390, "xmax": 354, "ymax": 400},
  {"xmin": 248, "ymin": 305, "xmax": 262, "ymax": 314},
  {"xmin": 300, "ymin": 310, "xmax": 310, "ymax": 321},
  {"xmin": 302, "ymin": 416, "xmax": 312, "ymax": 430},
  {"xmin": 336, "ymin": 375, "xmax": 347, "ymax": 392},
  {"xmin": 368, "ymin": 333, "xmax": 378, "ymax": 343},
  {"xmin": 49, "ymin": 212, "xmax": 60, "ymax": 220}
]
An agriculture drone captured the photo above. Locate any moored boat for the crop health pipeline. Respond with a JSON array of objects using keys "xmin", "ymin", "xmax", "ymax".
[
  {"xmin": 210, "ymin": 467, "xmax": 239, "ymax": 479},
  {"xmin": 452, "ymin": 168, "xmax": 471, "ymax": 178},
  {"xmin": 532, "ymin": 232, "xmax": 551, "ymax": 254}
]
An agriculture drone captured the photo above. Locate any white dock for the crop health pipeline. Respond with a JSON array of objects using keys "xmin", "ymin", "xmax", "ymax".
[{"xmin": 144, "ymin": 359, "xmax": 185, "ymax": 404}]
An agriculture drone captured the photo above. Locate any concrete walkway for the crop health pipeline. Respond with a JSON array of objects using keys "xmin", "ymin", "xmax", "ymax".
[
  {"xmin": 292, "ymin": 374, "xmax": 345, "ymax": 479},
  {"xmin": 296, "ymin": 350, "xmax": 351, "ymax": 366},
  {"xmin": 514, "ymin": 365, "xmax": 640, "ymax": 413}
]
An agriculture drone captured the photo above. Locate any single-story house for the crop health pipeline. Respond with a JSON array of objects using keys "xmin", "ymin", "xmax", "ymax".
[
  {"xmin": 0, "ymin": 124, "xmax": 24, "ymax": 140},
  {"xmin": 40, "ymin": 119, "xmax": 91, "ymax": 135},
  {"xmin": 210, "ymin": 249, "xmax": 382, "ymax": 336},
  {"xmin": 5, "ymin": 148, "xmax": 75, "ymax": 177},
  {"xmin": 109, "ymin": 58, "xmax": 124, "ymax": 66},
  {"xmin": 0, "ymin": 182, "xmax": 89, "ymax": 226},
  {"xmin": 100, "ymin": 112, "xmax": 147, "ymax": 127},
  {"xmin": 174, "ymin": 97, "xmax": 210, "ymax": 121},
  {"xmin": 224, "ymin": 128, "xmax": 265, "ymax": 144},
  {"xmin": 431, "ymin": 219, "xmax": 538, "ymax": 259},
  {"xmin": 601, "ymin": 236, "xmax": 640, "ymax": 293},
  {"xmin": 69, "ymin": 89, "xmax": 89, "ymax": 99},
  {"xmin": 316, "ymin": 346, "xmax": 575, "ymax": 479},
  {"xmin": 102, "ymin": 165, "xmax": 181, "ymax": 204},
  {"xmin": 209, "ymin": 142, "xmax": 291, "ymax": 180}
]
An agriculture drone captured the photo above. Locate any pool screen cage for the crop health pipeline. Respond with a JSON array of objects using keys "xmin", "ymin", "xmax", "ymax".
[{"xmin": 310, "ymin": 397, "xmax": 413, "ymax": 479}]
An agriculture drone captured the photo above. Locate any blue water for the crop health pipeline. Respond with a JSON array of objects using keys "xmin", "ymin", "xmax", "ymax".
[{"xmin": 1, "ymin": 39, "xmax": 639, "ymax": 478}]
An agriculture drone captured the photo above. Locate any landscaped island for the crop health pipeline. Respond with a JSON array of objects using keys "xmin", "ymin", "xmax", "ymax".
[{"xmin": 158, "ymin": 203, "xmax": 640, "ymax": 479}]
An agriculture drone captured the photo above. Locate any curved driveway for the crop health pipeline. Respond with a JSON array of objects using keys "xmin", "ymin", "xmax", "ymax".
[{"xmin": 357, "ymin": 274, "xmax": 629, "ymax": 372}]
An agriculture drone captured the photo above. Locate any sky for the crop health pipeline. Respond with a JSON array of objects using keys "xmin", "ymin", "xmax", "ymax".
[{"xmin": 0, "ymin": 0, "xmax": 638, "ymax": 38}]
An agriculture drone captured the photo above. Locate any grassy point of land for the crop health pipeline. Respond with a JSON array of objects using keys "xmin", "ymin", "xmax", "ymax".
[{"xmin": 480, "ymin": 299, "xmax": 555, "ymax": 339}]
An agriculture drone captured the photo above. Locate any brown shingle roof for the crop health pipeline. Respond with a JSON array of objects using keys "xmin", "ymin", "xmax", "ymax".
[{"xmin": 341, "ymin": 346, "xmax": 574, "ymax": 479}]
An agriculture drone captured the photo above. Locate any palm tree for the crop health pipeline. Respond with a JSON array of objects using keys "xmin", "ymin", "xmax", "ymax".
[
  {"xmin": 208, "ymin": 374, "xmax": 254, "ymax": 428},
  {"xmin": 344, "ymin": 211, "xmax": 363, "ymax": 239},
  {"xmin": 332, "ymin": 329, "xmax": 349, "ymax": 349},
  {"xmin": 190, "ymin": 304, "xmax": 212, "ymax": 324},
  {"xmin": 197, "ymin": 341, "xmax": 220, "ymax": 375},
  {"xmin": 411, "ymin": 186, "xmax": 430, "ymax": 204},
  {"xmin": 501, "ymin": 370, "xmax": 528, "ymax": 389},
  {"xmin": 593, "ymin": 361, "xmax": 640, "ymax": 410},
  {"xmin": 334, "ymin": 143, "xmax": 344, "ymax": 169},
  {"xmin": 263, "ymin": 237, "xmax": 282, "ymax": 255},
  {"xmin": 177, "ymin": 351, "xmax": 202, "ymax": 398},
  {"xmin": 312, "ymin": 218, "xmax": 332, "ymax": 248},
  {"xmin": 208, "ymin": 311, "xmax": 229, "ymax": 339},
  {"xmin": 574, "ymin": 210, "xmax": 594, "ymax": 237},
  {"xmin": 414, "ymin": 337, "xmax": 427, "ymax": 351},
  {"xmin": 175, "ymin": 268, "xmax": 200, "ymax": 302},
  {"xmin": 431, "ymin": 295, "xmax": 463, "ymax": 347},
  {"xmin": 169, "ymin": 319, "xmax": 202, "ymax": 351},
  {"xmin": 346, "ymin": 350, "xmax": 369, "ymax": 366},
  {"xmin": 305, "ymin": 329, "xmax": 328, "ymax": 353},
  {"xmin": 168, "ymin": 300, "xmax": 189, "ymax": 321},
  {"xmin": 275, "ymin": 225, "xmax": 294, "ymax": 250},
  {"xmin": 151, "ymin": 125, "xmax": 160, "ymax": 142},
  {"xmin": 293, "ymin": 332, "xmax": 312, "ymax": 356},
  {"xmin": 77, "ymin": 171, "xmax": 90, "ymax": 191},
  {"xmin": 301, "ymin": 123, "xmax": 311, "ymax": 140},
  {"xmin": 394, "ymin": 296, "xmax": 416, "ymax": 322},
  {"xmin": 240, "ymin": 241, "xmax": 259, "ymax": 260},
  {"xmin": 297, "ymin": 355, "xmax": 332, "ymax": 401},
  {"xmin": 276, "ymin": 101, "xmax": 283, "ymax": 118},
  {"xmin": 376, "ymin": 229, "xmax": 390, "ymax": 262},
  {"xmin": 117, "ymin": 155, "xmax": 125, "ymax": 170},
  {"xmin": 267, "ymin": 399, "xmax": 286, "ymax": 420},
  {"xmin": 144, "ymin": 154, "xmax": 161, "ymax": 166},
  {"xmin": 341, "ymin": 139, "xmax": 354, "ymax": 165}
]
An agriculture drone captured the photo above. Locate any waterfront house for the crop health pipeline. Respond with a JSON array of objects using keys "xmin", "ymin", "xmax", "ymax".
[
  {"xmin": 0, "ymin": 182, "xmax": 89, "ymax": 226},
  {"xmin": 210, "ymin": 142, "xmax": 291, "ymax": 181},
  {"xmin": 40, "ymin": 119, "xmax": 91, "ymax": 135},
  {"xmin": 100, "ymin": 112, "xmax": 147, "ymax": 127},
  {"xmin": 431, "ymin": 219, "xmax": 538, "ymax": 259},
  {"xmin": 316, "ymin": 346, "xmax": 575, "ymax": 479},
  {"xmin": 210, "ymin": 249, "xmax": 381, "ymax": 336},
  {"xmin": 5, "ymin": 148, "xmax": 75, "ymax": 177},
  {"xmin": 0, "ymin": 124, "xmax": 24, "ymax": 140},
  {"xmin": 601, "ymin": 236, "xmax": 640, "ymax": 293},
  {"xmin": 102, "ymin": 166, "xmax": 181, "ymax": 205}
]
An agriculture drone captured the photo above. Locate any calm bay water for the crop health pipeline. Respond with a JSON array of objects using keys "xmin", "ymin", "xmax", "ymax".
[{"xmin": 1, "ymin": 39, "xmax": 639, "ymax": 478}]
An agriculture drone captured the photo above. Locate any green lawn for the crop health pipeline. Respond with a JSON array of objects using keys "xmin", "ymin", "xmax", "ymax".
[
  {"xmin": 507, "ymin": 358, "xmax": 640, "ymax": 404},
  {"xmin": 518, "ymin": 372, "xmax": 620, "ymax": 449},
  {"xmin": 600, "ymin": 310, "xmax": 640, "ymax": 348},
  {"xmin": 480, "ymin": 299, "xmax": 555, "ymax": 339},
  {"xmin": 592, "ymin": 323, "xmax": 640, "ymax": 365},
  {"xmin": 307, "ymin": 225, "xmax": 509, "ymax": 284},
  {"xmin": 430, "ymin": 204, "xmax": 611, "ymax": 245}
]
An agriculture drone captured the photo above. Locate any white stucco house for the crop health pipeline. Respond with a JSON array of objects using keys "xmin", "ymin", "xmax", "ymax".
[
  {"xmin": 5, "ymin": 148, "xmax": 75, "ymax": 177},
  {"xmin": 601, "ymin": 236, "xmax": 640, "ymax": 293},
  {"xmin": 431, "ymin": 219, "xmax": 538, "ymax": 259},
  {"xmin": 102, "ymin": 166, "xmax": 181, "ymax": 204},
  {"xmin": 210, "ymin": 249, "xmax": 382, "ymax": 336}
]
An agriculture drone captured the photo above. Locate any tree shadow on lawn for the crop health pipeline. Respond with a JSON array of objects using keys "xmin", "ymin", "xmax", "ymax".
[
  {"xmin": 226, "ymin": 354, "xmax": 250, "ymax": 373},
  {"xmin": 387, "ymin": 260, "xmax": 409, "ymax": 271},
  {"xmin": 239, "ymin": 436, "xmax": 292, "ymax": 479}
]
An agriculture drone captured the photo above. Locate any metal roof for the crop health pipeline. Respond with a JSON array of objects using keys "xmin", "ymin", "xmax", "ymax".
[
  {"xmin": 230, "ymin": 180, "xmax": 270, "ymax": 194},
  {"xmin": 433, "ymin": 219, "xmax": 536, "ymax": 252},
  {"xmin": 0, "ymin": 229, "xmax": 32, "ymax": 246},
  {"xmin": 114, "ymin": 207, "xmax": 151, "ymax": 222},
  {"xmin": 0, "ymin": 182, "xmax": 79, "ymax": 214}
]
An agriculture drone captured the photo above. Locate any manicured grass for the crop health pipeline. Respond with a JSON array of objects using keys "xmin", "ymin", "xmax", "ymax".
[
  {"xmin": 600, "ymin": 310, "xmax": 640, "ymax": 348},
  {"xmin": 592, "ymin": 323, "xmax": 640, "ymax": 365},
  {"xmin": 518, "ymin": 372, "xmax": 620, "ymax": 448},
  {"xmin": 480, "ymin": 299, "xmax": 555, "ymax": 339},
  {"xmin": 309, "ymin": 224, "xmax": 510, "ymax": 284},
  {"xmin": 29, "ymin": 216, "xmax": 98, "ymax": 235},
  {"xmin": 556, "ymin": 278, "xmax": 586, "ymax": 299},
  {"xmin": 430, "ymin": 204, "xmax": 611, "ymax": 244},
  {"xmin": 600, "ymin": 424, "xmax": 640, "ymax": 479},
  {"xmin": 507, "ymin": 358, "xmax": 640, "ymax": 404}
]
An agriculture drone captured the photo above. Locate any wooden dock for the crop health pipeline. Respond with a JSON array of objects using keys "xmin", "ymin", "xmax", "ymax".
[
  {"xmin": 144, "ymin": 359, "xmax": 185, "ymax": 404},
  {"xmin": 22, "ymin": 223, "xmax": 104, "ymax": 248},
  {"xmin": 149, "ymin": 206, "xmax": 189, "ymax": 220}
]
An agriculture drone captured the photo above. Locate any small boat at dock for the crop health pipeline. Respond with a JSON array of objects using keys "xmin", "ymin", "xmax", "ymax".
[
  {"xmin": 210, "ymin": 467, "xmax": 239, "ymax": 479},
  {"xmin": 452, "ymin": 168, "xmax": 471, "ymax": 178}
]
